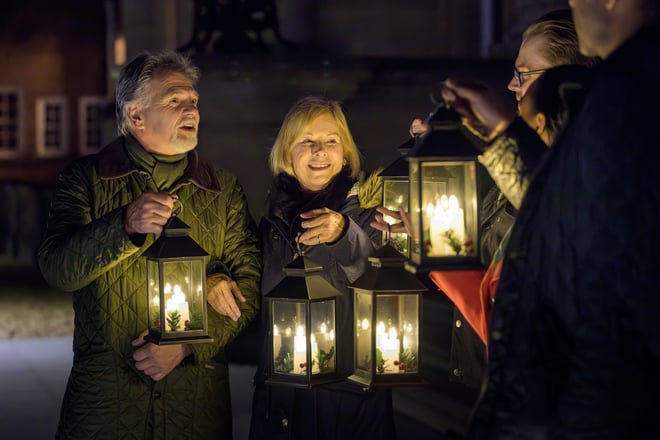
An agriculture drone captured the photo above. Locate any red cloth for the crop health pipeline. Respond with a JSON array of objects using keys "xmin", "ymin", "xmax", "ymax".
[{"xmin": 429, "ymin": 259, "xmax": 503, "ymax": 346}]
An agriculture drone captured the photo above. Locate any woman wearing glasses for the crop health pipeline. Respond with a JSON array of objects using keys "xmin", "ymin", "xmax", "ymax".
[
  {"xmin": 375, "ymin": 9, "xmax": 598, "ymax": 391},
  {"xmin": 508, "ymin": 9, "xmax": 596, "ymax": 109}
]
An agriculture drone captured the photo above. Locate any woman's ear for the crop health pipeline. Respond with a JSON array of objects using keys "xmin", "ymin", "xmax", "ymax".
[{"xmin": 535, "ymin": 112, "xmax": 552, "ymax": 146}]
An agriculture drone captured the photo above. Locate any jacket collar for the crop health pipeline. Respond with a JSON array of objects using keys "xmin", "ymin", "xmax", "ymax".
[{"xmin": 97, "ymin": 137, "xmax": 221, "ymax": 192}]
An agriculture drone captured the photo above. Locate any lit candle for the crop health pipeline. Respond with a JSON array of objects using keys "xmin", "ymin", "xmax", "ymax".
[
  {"xmin": 293, "ymin": 326, "xmax": 307, "ymax": 374},
  {"xmin": 165, "ymin": 284, "xmax": 190, "ymax": 331},
  {"xmin": 273, "ymin": 324, "xmax": 282, "ymax": 362},
  {"xmin": 380, "ymin": 326, "xmax": 400, "ymax": 374},
  {"xmin": 428, "ymin": 194, "xmax": 465, "ymax": 256}
]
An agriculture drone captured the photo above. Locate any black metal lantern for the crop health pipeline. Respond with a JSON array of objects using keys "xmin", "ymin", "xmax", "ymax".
[
  {"xmin": 379, "ymin": 137, "xmax": 416, "ymax": 256},
  {"xmin": 348, "ymin": 245, "xmax": 428, "ymax": 389},
  {"xmin": 144, "ymin": 215, "xmax": 213, "ymax": 345},
  {"xmin": 265, "ymin": 255, "xmax": 342, "ymax": 387},
  {"xmin": 405, "ymin": 104, "xmax": 487, "ymax": 273}
]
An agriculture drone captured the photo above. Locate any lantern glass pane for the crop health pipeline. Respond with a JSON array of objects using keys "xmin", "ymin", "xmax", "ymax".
[
  {"xmin": 160, "ymin": 260, "xmax": 203, "ymax": 334},
  {"xmin": 382, "ymin": 179, "xmax": 409, "ymax": 255},
  {"xmin": 272, "ymin": 301, "xmax": 308, "ymax": 375},
  {"xmin": 420, "ymin": 161, "xmax": 477, "ymax": 258},
  {"xmin": 354, "ymin": 290, "xmax": 373, "ymax": 374},
  {"xmin": 147, "ymin": 259, "xmax": 161, "ymax": 332},
  {"xmin": 375, "ymin": 294, "xmax": 419, "ymax": 375},
  {"xmin": 310, "ymin": 300, "xmax": 336, "ymax": 375}
]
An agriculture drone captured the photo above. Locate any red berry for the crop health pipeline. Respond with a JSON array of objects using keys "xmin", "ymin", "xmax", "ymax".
[
  {"xmin": 399, "ymin": 362, "xmax": 406, "ymax": 370},
  {"xmin": 185, "ymin": 320, "xmax": 190, "ymax": 326},
  {"xmin": 299, "ymin": 362, "xmax": 306, "ymax": 368},
  {"xmin": 393, "ymin": 360, "xmax": 399, "ymax": 366}
]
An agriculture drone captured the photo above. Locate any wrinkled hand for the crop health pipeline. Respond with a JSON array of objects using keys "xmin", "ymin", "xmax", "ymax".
[
  {"xmin": 370, "ymin": 206, "xmax": 412, "ymax": 236},
  {"xmin": 124, "ymin": 192, "xmax": 177, "ymax": 235},
  {"xmin": 207, "ymin": 273, "xmax": 245, "ymax": 322},
  {"xmin": 131, "ymin": 329, "xmax": 191, "ymax": 381},
  {"xmin": 298, "ymin": 207, "xmax": 346, "ymax": 246},
  {"xmin": 441, "ymin": 78, "xmax": 514, "ymax": 141}
]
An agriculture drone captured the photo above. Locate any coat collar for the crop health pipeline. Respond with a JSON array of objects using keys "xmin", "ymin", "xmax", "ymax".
[{"xmin": 97, "ymin": 137, "xmax": 222, "ymax": 192}]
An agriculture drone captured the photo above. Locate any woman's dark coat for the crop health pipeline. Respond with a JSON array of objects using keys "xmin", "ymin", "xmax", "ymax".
[{"xmin": 249, "ymin": 169, "xmax": 396, "ymax": 440}]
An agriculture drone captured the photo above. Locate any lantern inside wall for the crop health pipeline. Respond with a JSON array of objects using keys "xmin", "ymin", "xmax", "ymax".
[
  {"xmin": 348, "ymin": 245, "xmax": 428, "ymax": 389},
  {"xmin": 405, "ymin": 104, "xmax": 487, "ymax": 273},
  {"xmin": 265, "ymin": 256, "xmax": 342, "ymax": 387},
  {"xmin": 379, "ymin": 137, "xmax": 416, "ymax": 256},
  {"xmin": 144, "ymin": 215, "xmax": 213, "ymax": 345}
]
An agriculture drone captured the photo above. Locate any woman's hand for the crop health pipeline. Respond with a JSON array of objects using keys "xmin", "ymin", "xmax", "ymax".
[
  {"xmin": 370, "ymin": 206, "xmax": 412, "ymax": 236},
  {"xmin": 298, "ymin": 207, "xmax": 346, "ymax": 246}
]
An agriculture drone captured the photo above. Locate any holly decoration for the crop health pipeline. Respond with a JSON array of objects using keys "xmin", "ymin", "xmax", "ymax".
[
  {"xmin": 274, "ymin": 352, "xmax": 294, "ymax": 373},
  {"xmin": 167, "ymin": 310, "xmax": 181, "ymax": 331},
  {"xmin": 316, "ymin": 346, "xmax": 335, "ymax": 373},
  {"xmin": 398, "ymin": 349, "xmax": 418, "ymax": 372}
]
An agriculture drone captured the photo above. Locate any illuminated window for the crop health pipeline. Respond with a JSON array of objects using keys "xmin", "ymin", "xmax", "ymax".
[
  {"xmin": 0, "ymin": 88, "xmax": 23, "ymax": 159},
  {"xmin": 36, "ymin": 96, "xmax": 69, "ymax": 158},
  {"xmin": 79, "ymin": 96, "xmax": 107, "ymax": 154}
]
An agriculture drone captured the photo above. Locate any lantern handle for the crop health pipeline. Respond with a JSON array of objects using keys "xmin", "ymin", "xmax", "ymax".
[{"xmin": 172, "ymin": 198, "xmax": 183, "ymax": 217}]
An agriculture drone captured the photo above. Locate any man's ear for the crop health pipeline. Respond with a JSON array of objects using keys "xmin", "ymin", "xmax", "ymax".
[{"xmin": 128, "ymin": 105, "xmax": 143, "ymax": 130}]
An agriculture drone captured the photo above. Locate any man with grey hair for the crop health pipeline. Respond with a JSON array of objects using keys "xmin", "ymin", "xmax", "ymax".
[
  {"xmin": 441, "ymin": 0, "xmax": 660, "ymax": 437},
  {"xmin": 38, "ymin": 50, "xmax": 261, "ymax": 438}
]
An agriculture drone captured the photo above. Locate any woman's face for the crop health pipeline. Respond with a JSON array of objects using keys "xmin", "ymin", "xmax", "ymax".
[
  {"xmin": 290, "ymin": 113, "xmax": 344, "ymax": 191},
  {"xmin": 507, "ymin": 35, "xmax": 554, "ymax": 107}
]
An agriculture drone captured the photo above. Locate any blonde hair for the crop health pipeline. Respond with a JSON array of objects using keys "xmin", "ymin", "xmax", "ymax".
[
  {"xmin": 523, "ymin": 9, "xmax": 597, "ymax": 67},
  {"xmin": 268, "ymin": 96, "xmax": 361, "ymax": 179}
]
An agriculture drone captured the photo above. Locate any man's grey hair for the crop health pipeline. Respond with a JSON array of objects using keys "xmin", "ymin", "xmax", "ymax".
[{"xmin": 115, "ymin": 50, "xmax": 200, "ymax": 136}]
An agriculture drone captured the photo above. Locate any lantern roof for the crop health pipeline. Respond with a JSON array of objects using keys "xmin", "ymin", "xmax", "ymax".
[
  {"xmin": 350, "ymin": 244, "xmax": 427, "ymax": 292},
  {"xmin": 265, "ymin": 255, "xmax": 342, "ymax": 300},
  {"xmin": 408, "ymin": 104, "xmax": 482, "ymax": 160},
  {"xmin": 379, "ymin": 155, "xmax": 409, "ymax": 178},
  {"xmin": 143, "ymin": 216, "xmax": 209, "ymax": 259}
]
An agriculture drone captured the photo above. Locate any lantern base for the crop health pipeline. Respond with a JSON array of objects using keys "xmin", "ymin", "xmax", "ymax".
[
  {"xmin": 404, "ymin": 260, "xmax": 481, "ymax": 274},
  {"xmin": 265, "ymin": 376, "xmax": 344, "ymax": 389},
  {"xmin": 145, "ymin": 332, "xmax": 214, "ymax": 345},
  {"xmin": 347, "ymin": 373, "xmax": 429, "ymax": 391}
]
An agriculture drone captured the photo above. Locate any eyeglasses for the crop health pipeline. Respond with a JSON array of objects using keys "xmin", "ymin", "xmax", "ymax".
[{"xmin": 513, "ymin": 67, "xmax": 547, "ymax": 87}]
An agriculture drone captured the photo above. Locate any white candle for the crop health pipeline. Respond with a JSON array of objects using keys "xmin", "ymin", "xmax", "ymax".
[
  {"xmin": 165, "ymin": 284, "xmax": 190, "ymax": 331},
  {"xmin": 380, "ymin": 326, "xmax": 400, "ymax": 374},
  {"xmin": 273, "ymin": 324, "xmax": 282, "ymax": 361},
  {"xmin": 428, "ymin": 194, "xmax": 466, "ymax": 256},
  {"xmin": 293, "ymin": 326, "xmax": 307, "ymax": 374}
]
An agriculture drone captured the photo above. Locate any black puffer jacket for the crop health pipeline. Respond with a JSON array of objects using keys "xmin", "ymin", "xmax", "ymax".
[
  {"xmin": 470, "ymin": 20, "xmax": 660, "ymax": 439},
  {"xmin": 249, "ymin": 169, "xmax": 395, "ymax": 440}
]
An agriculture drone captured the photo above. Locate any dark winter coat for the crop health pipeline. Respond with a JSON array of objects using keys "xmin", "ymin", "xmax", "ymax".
[
  {"xmin": 38, "ymin": 137, "xmax": 261, "ymax": 439},
  {"xmin": 470, "ymin": 20, "xmax": 660, "ymax": 438},
  {"xmin": 448, "ymin": 184, "xmax": 517, "ymax": 388},
  {"xmin": 249, "ymin": 169, "xmax": 396, "ymax": 440}
]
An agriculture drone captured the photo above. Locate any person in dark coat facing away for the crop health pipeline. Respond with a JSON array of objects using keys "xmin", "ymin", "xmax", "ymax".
[
  {"xmin": 248, "ymin": 96, "xmax": 395, "ymax": 440},
  {"xmin": 440, "ymin": 0, "xmax": 660, "ymax": 437}
]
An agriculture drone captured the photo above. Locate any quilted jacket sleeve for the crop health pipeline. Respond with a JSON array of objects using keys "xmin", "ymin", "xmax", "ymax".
[
  {"xmin": 478, "ymin": 118, "xmax": 548, "ymax": 210},
  {"xmin": 190, "ymin": 172, "xmax": 261, "ymax": 363},
  {"xmin": 37, "ymin": 158, "xmax": 142, "ymax": 292}
]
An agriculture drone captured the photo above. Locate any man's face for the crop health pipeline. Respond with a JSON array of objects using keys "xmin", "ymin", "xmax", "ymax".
[
  {"xmin": 130, "ymin": 70, "xmax": 200, "ymax": 155},
  {"xmin": 569, "ymin": 0, "xmax": 608, "ymax": 58}
]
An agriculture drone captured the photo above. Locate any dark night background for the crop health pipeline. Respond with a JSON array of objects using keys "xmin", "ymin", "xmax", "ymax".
[{"xmin": 0, "ymin": 1, "xmax": 566, "ymax": 438}]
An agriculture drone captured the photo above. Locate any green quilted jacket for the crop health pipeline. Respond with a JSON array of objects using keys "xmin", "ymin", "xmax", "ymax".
[{"xmin": 38, "ymin": 137, "xmax": 261, "ymax": 440}]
